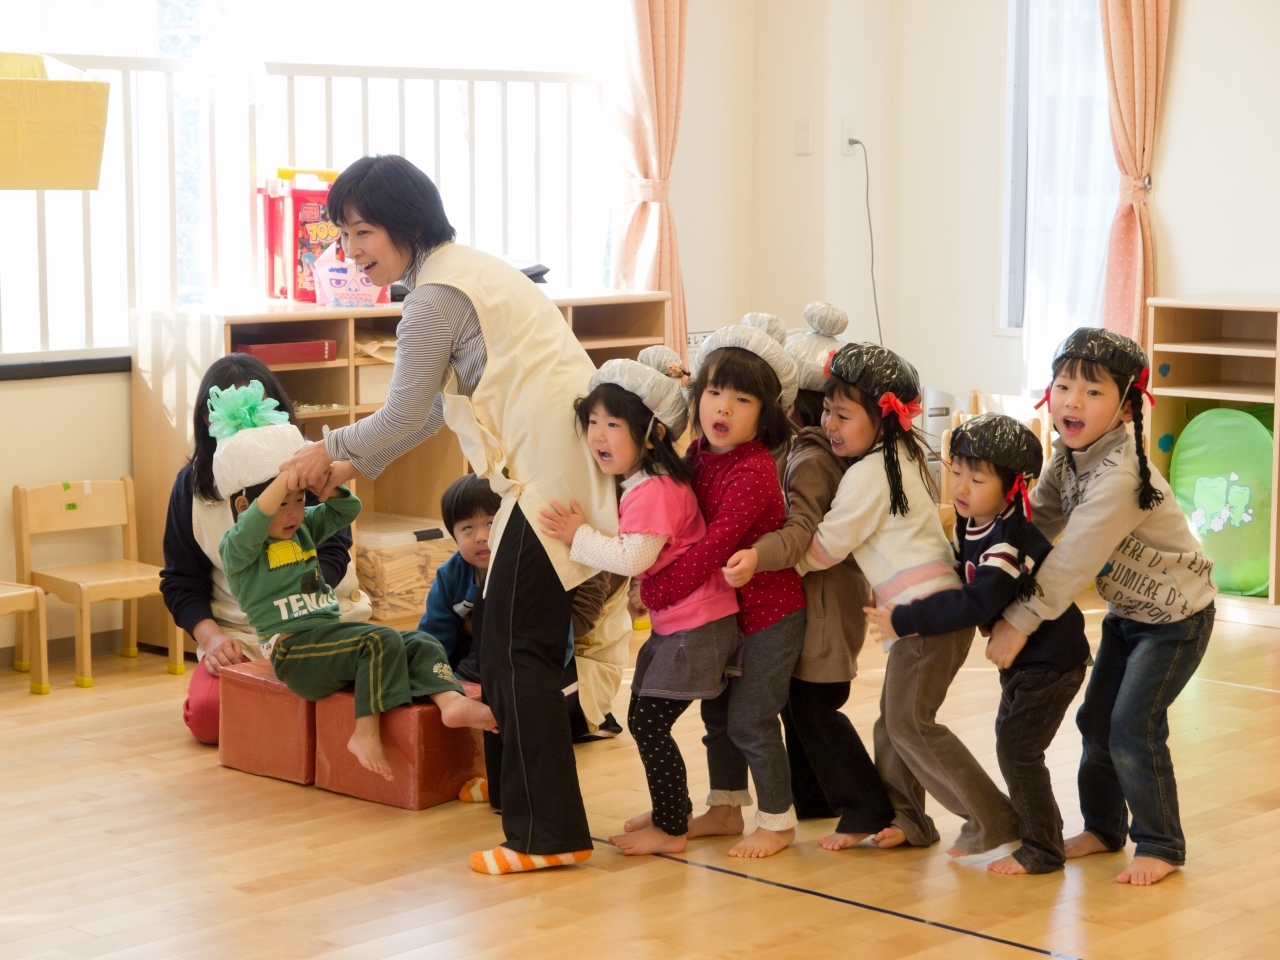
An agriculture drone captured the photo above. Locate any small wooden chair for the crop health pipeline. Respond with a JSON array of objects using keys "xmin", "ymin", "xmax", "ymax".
[
  {"xmin": 1, "ymin": 582, "xmax": 49, "ymax": 694},
  {"xmin": 13, "ymin": 478, "xmax": 183, "ymax": 688}
]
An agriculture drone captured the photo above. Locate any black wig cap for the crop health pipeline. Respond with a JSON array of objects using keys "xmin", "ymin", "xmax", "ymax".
[
  {"xmin": 949, "ymin": 413, "xmax": 1044, "ymax": 480},
  {"xmin": 827, "ymin": 342, "xmax": 921, "ymax": 403},
  {"xmin": 1052, "ymin": 327, "xmax": 1148, "ymax": 381}
]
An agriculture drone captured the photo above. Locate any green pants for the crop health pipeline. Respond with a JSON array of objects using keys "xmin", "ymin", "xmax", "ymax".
[{"xmin": 271, "ymin": 622, "xmax": 463, "ymax": 718}]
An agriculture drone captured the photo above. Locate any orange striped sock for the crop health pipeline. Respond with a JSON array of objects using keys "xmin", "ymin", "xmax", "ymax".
[
  {"xmin": 458, "ymin": 777, "xmax": 489, "ymax": 803},
  {"xmin": 469, "ymin": 846, "xmax": 593, "ymax": 875}
]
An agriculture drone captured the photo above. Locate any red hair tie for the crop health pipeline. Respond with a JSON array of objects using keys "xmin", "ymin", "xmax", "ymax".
[
  {"xmin": 1133, "ymin": 367, "xmax": 1156, "ymax": 407},
  {"xmin": 1006, "ymin": 473, "xmax": 1033, "ymax": 520},
  {"xmin": 877, "ymin": 391, "xmax": 922, "ymax": 431},
  {"xmin": 822, "ymin": 350, "xmax": 837, "ymax": 379},
  {"xmin": 1033, "ymin": 382, "xmax": 1052, "ymax": 411}
]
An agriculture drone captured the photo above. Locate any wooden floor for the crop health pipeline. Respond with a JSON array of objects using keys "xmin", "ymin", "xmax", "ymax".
[{"xmin": 3, "ymin": 606, "xmax": 1280, "ymax": 960}]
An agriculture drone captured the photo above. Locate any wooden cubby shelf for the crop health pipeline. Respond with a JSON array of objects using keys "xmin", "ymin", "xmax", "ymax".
[
  {"xmin": 1147, "ymin": 293, "xmax": 1280, "ymax": 627},
  {"xmin": 131, "ymin": 287, "xmax": 671, "ymax": 644}
]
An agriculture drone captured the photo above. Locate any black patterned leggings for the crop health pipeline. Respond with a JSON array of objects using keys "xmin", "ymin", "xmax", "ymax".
[{"xmin": 627, "ymin": 691, "xmax": 695, "ymax": 836}]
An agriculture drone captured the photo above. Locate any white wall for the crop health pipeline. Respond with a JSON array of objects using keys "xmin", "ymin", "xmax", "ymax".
[
  {"xmin": 1151, "ymin": 0, "xmax": 1280, "ymax": 297},
  {"xmin": 0, "ymin": 373, "xmax": 132, "ymax": 650}
]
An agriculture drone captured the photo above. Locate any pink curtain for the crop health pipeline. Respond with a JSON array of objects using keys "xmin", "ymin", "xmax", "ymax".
[
  {"xmin": 610, "ymin": 0, "xmax": 689, "ymax": 360},
  {"xmin": 1099, "ymin": 0, "xmax": 1170, "ymax": 344}
]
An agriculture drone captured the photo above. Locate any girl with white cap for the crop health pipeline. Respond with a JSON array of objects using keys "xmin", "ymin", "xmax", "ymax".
[
  {"xmin": 633, "ymin": 326, "xmax": 808, "ymax": 858},
  {"xmin": 540, "ymin": 359, "xmax": 740, "ymax": 856}
]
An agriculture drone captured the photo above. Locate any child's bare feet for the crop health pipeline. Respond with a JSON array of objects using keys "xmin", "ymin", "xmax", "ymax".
[
  {"xmin": 1117, "ymin": 856, "xmax": 1179, "ymax": 885},
  {"xmin": 873, "ymin": 825, "xmax": 907, "ymax": 849},
  {"xmin": 946, "ymin": 845, "xmax": 968, "ymax": 858},
  {"xmin": 688, "ymin": 805, "xmax": 744, "ymax": 838},
  {"xmin": 818, "ymin": 831, "xmax": 871, "ymax": 851},
  {"xmin": 610, "ymin": 825, "xmax": 688, "ymax": 856},
  {"xmin": 988, "ymin": 854, "xmax": 1029, "ymax": 875},
  {"xmin": 728, "ymin": 827, "xmax": 794, "ymax": 858},
  {"xmin": 623, "ymin": 810, "xmax": 652, "ymax": 832},
  {"xmin": 1064, "ymin": 830, "xmax": 1111, "ymax": 859},
  {"xmin": 434, "ymin": 691, "xmax": 499, "ymax": 733},
  {"xmin": 348, "ymin": 714, "xmax": 393, "ymax": 780}
]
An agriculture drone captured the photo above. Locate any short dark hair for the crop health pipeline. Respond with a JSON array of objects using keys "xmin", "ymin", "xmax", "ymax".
[
  {"xmin": 229, "ymin": 479, "xmax": 278, "ymax": 522},
  {"xmin": 189, "ymin": 355, "xmax": 296, "ymax": 502},
  {"xmin": 574, "ymin": 383, "xmax": 694, "ymax": 486},
  {"xmin": 441, "ymin": 474, "xmax": 501, "ymax": 537},
  {"xmin": 327, "ymin": 155, "xmax": 456, "ymax": 266},
  {"xmin": 952, "ymin": 454, "xmax": 1017, "ymax": 496},
  {"xmin": 792, "ymin": 388, "xmax": 826, "ymax": 429},
  {"xmin": 688, "ymin": 346, "xmax": 794, "ymax": 454}
]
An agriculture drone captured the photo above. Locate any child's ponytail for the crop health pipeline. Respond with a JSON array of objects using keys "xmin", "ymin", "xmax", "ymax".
[{"xmin": 1128, "ymin": 381, "xmax": 1164, "ymax": 511}]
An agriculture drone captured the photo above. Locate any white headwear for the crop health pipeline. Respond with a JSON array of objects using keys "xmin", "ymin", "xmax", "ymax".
[
  {"xmin": 693, "ymin": 324, "xmax": 799, "ymax": 409},
  {"xmin": 741, "ymin": 312, "xmax": 787, "ymax": 345},
  {"xmin": 637, "ymin": 344, "xmax": 687, "ymax": 380},
  {"xmin": 786, "ymin": 301, "xmax": 849, "ymax": 391},
  {"xmin": 591, "ymin": 358, "xmax": 689, "ymax": 439},
  {"xmin": 213, "ymin": 423, "xmax": 306, "ymax": 498}
]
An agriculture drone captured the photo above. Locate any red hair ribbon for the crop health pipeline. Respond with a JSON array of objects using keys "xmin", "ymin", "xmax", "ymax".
[
  {"xmin": 877, "ymin": 391, "xmax": 922, "ymax": 431},
  {"xmin": 1134, "ymin": 367, "xmax": 1156, "ymax": 407},
  {"xmin": 1006, "ymin": 473, "xmax": 1033, "ymax": 520},
  {"xmin": 1033, "ymin": 382, "xmax": 1052, "ymax": 411},
  {"xmin": 822, "ymin": 349, "xmax": 837, "ymax": 379}
]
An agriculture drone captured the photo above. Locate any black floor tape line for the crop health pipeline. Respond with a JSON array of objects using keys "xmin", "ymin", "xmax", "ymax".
[{"xmin": 589, "ymin": 837, "xmax": 1082, "ymax": 960}]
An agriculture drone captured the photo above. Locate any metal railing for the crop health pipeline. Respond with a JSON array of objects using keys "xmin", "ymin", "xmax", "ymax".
[{"xmin": 0, "ymin": 54, "xmax": 610, "ymax": 354}]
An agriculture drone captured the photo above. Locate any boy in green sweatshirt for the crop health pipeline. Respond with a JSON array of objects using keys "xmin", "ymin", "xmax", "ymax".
[{"xmin": 211, "ymin": 382, "xmax": 496, "ymax": 781}]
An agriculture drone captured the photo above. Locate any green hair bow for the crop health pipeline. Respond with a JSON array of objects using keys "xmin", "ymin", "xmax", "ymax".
[{"xmin": 206, "ymin": 381, "xmax": 289, "ymax": 440}]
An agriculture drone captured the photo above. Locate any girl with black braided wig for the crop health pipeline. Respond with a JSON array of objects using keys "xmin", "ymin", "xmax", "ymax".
[{"xmin": 990, "ymin": 326, "xmax": 1217, "ymax": 886}]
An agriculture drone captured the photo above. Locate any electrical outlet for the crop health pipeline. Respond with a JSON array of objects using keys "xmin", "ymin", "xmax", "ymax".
[
  {"xmin": 795, "ymin": 118, "xmax": 813, "ymax": 156},
  {"xmin": 842, "ymin": 118, "xmax": 858, "ymax": 155}
]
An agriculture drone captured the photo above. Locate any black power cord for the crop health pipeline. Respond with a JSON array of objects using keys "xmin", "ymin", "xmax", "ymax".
[{"xmin": 848, "ymin": 139, "xmax": 883, "ymax": 345}]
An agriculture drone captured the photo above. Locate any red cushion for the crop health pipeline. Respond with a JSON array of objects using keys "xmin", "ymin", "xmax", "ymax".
[{"xmin": 218, "ymin": 659, "xmax": 316, "ymax": 785}]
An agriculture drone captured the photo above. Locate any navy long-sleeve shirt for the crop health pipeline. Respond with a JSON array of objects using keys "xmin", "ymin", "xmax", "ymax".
[
  {"xmin": 890, "ymin": 506, "xmax": 1089, "ymax": 676},
  {"xmin": 160, "ymin": 463, "xmax": 353, "ymax": 636}
]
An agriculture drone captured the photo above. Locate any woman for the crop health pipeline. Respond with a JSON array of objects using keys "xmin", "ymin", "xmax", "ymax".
[
  {"xmin": 286, "ymin": 154, "xmax": 616, "ymax": 875},
  {"xmin": 161, "ymin": 355, "xmax": 366, "ymax": 745}
]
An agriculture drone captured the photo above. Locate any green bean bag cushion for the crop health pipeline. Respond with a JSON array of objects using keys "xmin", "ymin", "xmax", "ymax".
[{"xmin": 1169, "ymin": 408, "xmax": 1272, "ymax": 596}]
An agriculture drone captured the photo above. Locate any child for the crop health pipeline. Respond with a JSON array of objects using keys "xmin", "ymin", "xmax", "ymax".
[
  {"xmin": 990, "ymin": 328, "xmax": 1216, "ymax": 885},
  {"xmin": 729, "ymin": 343, "xmax": 1020, "ymax": 856},
  {"xmin": 726, "ymin": 305, "xmax": 897, "ymax": 852},
  {"xmin": 210, "ymin": 383, "xmax": 497, "ymax": 781},
  {"xmin": 864, "ymin": 413, "xmax": 1090, "ymax": 873},
  {"xmin": 540, "ymin": 358, "xmax": 741, "ymax": 856},
  {"xmin": 419, "ymin": 473, "xmax": 500, "ymax": 675},
  {"xmin": 638, "ymin": 325, "xmax": 809, "ymax": 858}
]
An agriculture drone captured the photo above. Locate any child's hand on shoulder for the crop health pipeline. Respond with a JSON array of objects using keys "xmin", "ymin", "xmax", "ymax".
[
  {"xmin": 863, "ymin": 603, "xmax": 897, "ymax": 642},
  {"xmin": 985, "ymin": 618, "xmax": 1029, "ymax": 669},
  {"xmin": 539, "ymin": 499, "xmax": 588, "ymax": 544},
  {"xmin": 723, "ymin": 549, "xmax": 759, "ymax": 588}
]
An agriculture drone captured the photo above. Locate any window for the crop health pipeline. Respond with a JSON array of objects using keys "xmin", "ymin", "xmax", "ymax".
[
  {"xmin": 2, "ymin": 0, "xmax": 619, "ymax": 356},
  {"xmin": 1000, "ymin": 0, "xmax": 1117, "ymax": 393}
]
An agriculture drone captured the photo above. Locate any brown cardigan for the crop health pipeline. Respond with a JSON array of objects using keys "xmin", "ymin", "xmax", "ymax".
[{"xmin": 753, "ymin": 427, "xmax": 872, "ymax": 683}]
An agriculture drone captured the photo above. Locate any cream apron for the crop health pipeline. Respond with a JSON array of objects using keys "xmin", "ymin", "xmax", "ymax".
[{"xmin": 573, "ymin": 579, "xmax": 633, "ymax": 730}]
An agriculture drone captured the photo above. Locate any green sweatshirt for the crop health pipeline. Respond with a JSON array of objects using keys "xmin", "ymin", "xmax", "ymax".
[{"xmin": 219, "ymin": 487, "xmax": 362, "ymax": 638}]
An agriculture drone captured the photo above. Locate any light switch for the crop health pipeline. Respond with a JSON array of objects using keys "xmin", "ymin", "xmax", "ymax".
[{"xmin": 795, "ymin": 118, "xmax": 813, "ymax": 155}]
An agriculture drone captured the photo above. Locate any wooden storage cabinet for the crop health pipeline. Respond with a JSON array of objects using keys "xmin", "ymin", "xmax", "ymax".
[
  {"xmin": 132, "ymin": 289, "xmax": 670, "ymax": 649},
  {"xmin": 1147, "ymin": 294, "xmax": 1280, "ymax": 625}
]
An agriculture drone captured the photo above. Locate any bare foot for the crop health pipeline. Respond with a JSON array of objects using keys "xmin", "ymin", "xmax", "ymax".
[
  {"xmin": 946, "ymin": 845, "xmax": 969, "ymax": 858},
  {"xmin": 818, "ymin": 831, "xmax": 871, "ymax": 851},
  {"xmin": 1064, "ymin": 831, "xmax": 1111, "ymax": 859},
  {"xmin": 1117, "ymin": 855, "xmax": 1179, "ymax": 885},
  {"xmin": 609, "ymin": 825, "xmax": 688, "ymax": 856},
  {"xmin": 623, "ymin": 811, "xmax": 653, "ymax": 832},
  {"xmin": 687, "ymin": 805, "xmax": 745, "ymax": 839},
  {"xmin": 434, "ymin": 691, "xmax": 499, "ymax": 733},
  {"xmin": 873, "ymin": 826, "xmax": 907, "ymax": 849},
  {"xmin": 988, "ymin": 854, "xmax": 1029, "ymax": 875},
  {"xmin": 348, "ymin": 714, "xmax": 393, "ymax": 781},
  {"xmin": 728, "ymin": 827, "xmax": 795, "ymax": 858}
]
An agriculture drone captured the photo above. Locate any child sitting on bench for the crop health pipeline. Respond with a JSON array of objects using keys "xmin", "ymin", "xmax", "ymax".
[{"xmin": 211, "ymin": 382, "xmax": 497, "ymax": 781}]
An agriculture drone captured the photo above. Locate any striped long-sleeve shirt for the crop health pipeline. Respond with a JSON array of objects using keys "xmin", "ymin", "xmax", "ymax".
[{"xmin": 325, "ymin": 249, "xmax": 488, "ymax": 477}]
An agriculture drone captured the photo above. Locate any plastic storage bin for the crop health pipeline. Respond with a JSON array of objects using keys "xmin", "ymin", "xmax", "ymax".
[{"xmin": 354, "ymin": 513, "xmax": 456, "ymax": 622}]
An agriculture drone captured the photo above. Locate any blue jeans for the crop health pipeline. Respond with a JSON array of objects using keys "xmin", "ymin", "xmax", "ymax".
[{"xmin": 1076, "ymin": 604, "xmax": 1214, "ymax": 865}]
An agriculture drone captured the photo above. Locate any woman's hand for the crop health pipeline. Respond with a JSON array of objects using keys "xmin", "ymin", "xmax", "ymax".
[
  {"xmin": 863, "ymin": 603, "xmax": 898, "ymax": 642},
  {"xmin": 539, "ymin": 500, "xmax": 588, "ymax": 544},
  {"xmin": 313, "ymin": 460, "xmax": 360, "ymax": 501},
  {"xmin": 627, "ymin": 581, "xmax": 648, "ymax": 620},
  {"xmin": 285, "ymin": 440, "xmax": 338, "ymax": 494},
  {"xmin": 986, "ymin": 618, "xmax": 1029, "ymax": 670},
  {"xmin": 192, "ymin": 620, "xmax": 243, "ymax": 676},
  {"xmin": 722, "ymin": 548, "xmax": 759, "ymax": 588}
]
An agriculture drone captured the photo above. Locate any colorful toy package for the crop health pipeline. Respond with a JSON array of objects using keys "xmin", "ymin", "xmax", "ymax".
[
  {"xmin": 313, "ymin": 243, "xmax": 389, "ymax": 308},
  {"xmin": 261, "ymin": 168, "xmax": 342, "ymax": 302}
]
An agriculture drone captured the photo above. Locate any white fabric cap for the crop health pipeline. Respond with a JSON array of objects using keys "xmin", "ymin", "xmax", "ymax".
[
  {"xmin": 213, "ymin": 423, "xmax": 307, "ymax": 498},
  {"xmin": 787, "ymin": 301, "xmax": 849, "ymax": 391},
  {"xmin": 637, "ymin": 344, "xmax": 687, "ymax": 379},
  {"xmin": 591, "ymin": 358, "xmax": 689, "ymax": 439},
  {"xmin": 693, "ymin": 324, "xmax": 799, "ymax": 409},
  {"xmin": 741, "ymin": 312, "xmax": 787, "ymax": 345}
]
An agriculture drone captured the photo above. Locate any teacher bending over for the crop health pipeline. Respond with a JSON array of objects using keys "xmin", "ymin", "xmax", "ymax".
[{"xmin": 287, "ymin": 155, "xmax": 616, "ymax": 875}]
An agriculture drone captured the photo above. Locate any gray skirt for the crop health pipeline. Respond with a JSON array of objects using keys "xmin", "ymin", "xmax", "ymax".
[{"xmin": 632, "ymin": 614, "xmax": 744, "ymax": 700}]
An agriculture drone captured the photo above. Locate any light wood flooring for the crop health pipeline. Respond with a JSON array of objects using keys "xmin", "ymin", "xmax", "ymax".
[{"xmin": 3, "ymin": 606, "xmax": 1280, "ymax": 960}]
